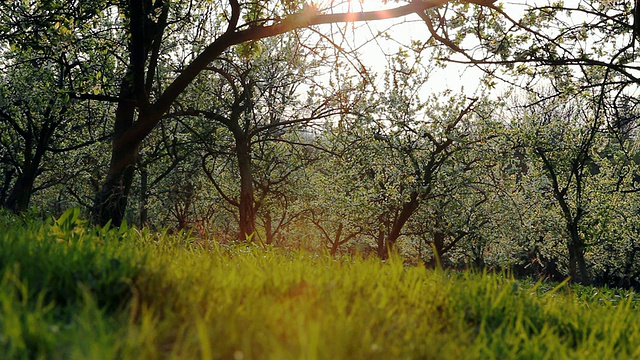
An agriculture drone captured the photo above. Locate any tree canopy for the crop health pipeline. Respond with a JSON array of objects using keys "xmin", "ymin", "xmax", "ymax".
[{"xmin": 1, "ymin": 0, "xmax": 640, "ymax": 287}]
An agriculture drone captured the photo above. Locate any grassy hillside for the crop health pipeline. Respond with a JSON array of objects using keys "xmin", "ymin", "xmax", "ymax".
[{"xmin": 1, "ymin": 210, "xmax": 639, "ymax": 359}]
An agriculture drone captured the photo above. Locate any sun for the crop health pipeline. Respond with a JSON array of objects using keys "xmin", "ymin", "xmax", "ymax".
[{"xmin": 314, "ymin": 0, "xmax": 399, "ymax": 13}]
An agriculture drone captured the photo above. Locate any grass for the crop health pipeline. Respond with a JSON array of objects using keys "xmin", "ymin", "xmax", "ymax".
[{"xmin": 0, "ymin": 209, "xmax": 639, "ymax": 359}]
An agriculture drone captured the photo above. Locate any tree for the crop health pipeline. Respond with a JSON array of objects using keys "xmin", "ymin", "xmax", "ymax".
[
  {"xmin": 4, "ymin": 0, "xmax": 639, "ymax": 230},
  {"xmin": 253, "ymin": 138, "xmax": 313, "ymax": 246},
  {"xmin": 167, "ymin": 35, "xmax": 339, "ymax": 240},
  {"xmin": 301, "ymin": 136, "xmax": 370, "ymax": 256},
  {"xmin": 0, "ymin": 1, "xmax": 116, "ymax": 213},
  {"xmin": 406, "ymin": 170, "xmax": 496, "ymax": 268},
  {"xmin": 509, "ymin": 90, "xmax": 607, "ymax": 284},
  {"xmin": 76, "ymin": 0, "xmax": 499, "ymax": 226},
  {"xmin": 371, "ymin": 54, "xmax": 485, "ymax": 256},
  {"xmin": 312, "ymin": 49, "xmax": 489, "ymax": 258},
  {"xmin": 0, "ymin": 57, "xmax": 68, "ymax": 212},
  {"xmin": 422, "ymin": 1, "xmax": 638, "ymax": 87},
  {"xmin": 0, "ymin": 50, "xmax": 112, "ymax": 213}
]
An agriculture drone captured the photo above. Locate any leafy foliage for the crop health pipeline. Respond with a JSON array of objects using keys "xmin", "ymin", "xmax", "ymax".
[{"xmin": 2, "ymin": 0, "xmax": 640, "ymax": 286}]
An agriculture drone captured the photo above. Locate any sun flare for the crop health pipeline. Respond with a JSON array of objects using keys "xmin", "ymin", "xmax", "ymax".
[{"xmin": 315, "ymin": 0, "xmax": 399, "ymax": 13}]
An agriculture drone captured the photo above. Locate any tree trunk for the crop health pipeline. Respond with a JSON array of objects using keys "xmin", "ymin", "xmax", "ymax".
[
  {"xmin": 329, "ymin": 223, "xmax": 343, "ymax": 256},
  {"xmin": 0, "ymin": 166, "xmax": 14, "ymax": 206},
  {"xmin": 92, "ymin": 1, "xmax": 167, "ymax": 227},
  {"xmin": 236, "ymin": 138, "xmax": 256, "ymax": 241},
  {"xmin": 92, "ymin": 144, "xmax": 138, "ymax": 227},
  {"xmin": 92, "ymin": 67, "xmax": 145, "ymax": 227},
  {"xmin": 386, "ymin": 191, "xmax": 420, "ymax": 248},
  {"xmin": 376, "ymin": 214, "xmax": 390, "ymax": 259},
  {"xmin": 138, "ymin": 158, "xmax": 148, "ymax": 227},
  {"xmin": 330, "ymin": 241, "xmax": 340, "ymax": 257},
  {"xmin": 264, "ymin": 212, "xmax": 274, "ymax": 244},
  {"xmin": 567, "ymin": 223, "xmax": 590, "ymax": 284},
  {"xmin": 5, "ymin": 124, "xmax": 56, "ymax": 213},
  {"xmin": 376, "ymin": 226, "xmax": 387, "ymax": 259},
  {"xmin": 5, "ymin": 168, "xmax": 38, "ymax": 213},
  {"xmin": 5, "ymin": 147, "xmax": 40, "ymax": 213},
  {"xmin": 431, "ymin": 230, "xmax": 446, "ymax": 268}
]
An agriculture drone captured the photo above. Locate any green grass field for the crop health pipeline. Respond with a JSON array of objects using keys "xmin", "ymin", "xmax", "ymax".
[{"xmin": 1, "ymin": 209, "xmax": 639, "ymax": 359}]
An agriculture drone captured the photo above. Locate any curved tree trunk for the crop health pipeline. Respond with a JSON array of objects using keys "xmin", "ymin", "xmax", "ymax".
[
  {"xmin": 386, "ymin": 191, "xmax": 420, "ymax": 249},
  {"xmin": 92, "ymin": 68, "xmax": 139, "ymax": 227},
  {"xmin": 329, "ymin": 223, "xmax": 344, "ymax": 256},
  {"xmin": 92, "ymin": 1, "xmax": 168, "ymax": 227}
]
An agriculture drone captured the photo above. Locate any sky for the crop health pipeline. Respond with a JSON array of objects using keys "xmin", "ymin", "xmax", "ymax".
[{"xmin": 312, "ymin": 0, "xmax": 530, "ymax": 97}]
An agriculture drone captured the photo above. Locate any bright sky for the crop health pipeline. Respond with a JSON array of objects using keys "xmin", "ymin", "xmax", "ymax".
[{"xmin": 313, "ymin": 0, "xmax": 526, "ymax": 97}]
